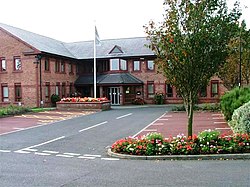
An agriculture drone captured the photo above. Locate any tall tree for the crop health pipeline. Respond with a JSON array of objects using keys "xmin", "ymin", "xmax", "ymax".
[
  {"xmin": 218, "ymin": 20, "xmax": 250, "ymax": 89},
  {"xmin": 144, "ymin": 0, "xmax": 241, "ymax": 136}
]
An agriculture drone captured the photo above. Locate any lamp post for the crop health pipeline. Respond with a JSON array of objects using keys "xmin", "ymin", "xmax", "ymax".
[
  {"xmin": 239, "ymin": 25, "xmax": 242, "ymax": 88},
  {"xmin": 34, "ymin": 55, "xmax": 43, "ymax": 107}
]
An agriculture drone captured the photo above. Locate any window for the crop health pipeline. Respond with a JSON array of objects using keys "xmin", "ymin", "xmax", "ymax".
[
  {"xmin": 62, "ymin": 82, "xmax": 66, "ymax": 98},
  {"xmin": 2, "ymin": 84, "xmax": 9, "ymax": 102},
  {"xmin": 61, "ymin": 61, "xmax": 65, "ymax": 73},
  {"xmin": 45, "ymin": 82, "xmax": 50, "ymax": 102},
  {"xmin": 147, "ymin": 81, "xmax": 154, "ymax": 98},
  {"xmin": 45, "ymin": 58, "xmax": 50, "ymax": 71},
  {"xmin": 120, "ymin": 59, "xmax": 127, "ymax": 70},
  {"xmin": 69, "ymin": 62, "xmax": 73, "ymax": 74},
  {"xmin": 147, "ymin": 60, "xmax": 154, "ymax": 71},
  {"xmin": 55, "ymin": 60, "xmax": 60, "ymax": 72},
  {"xmin": 69, "ymin": 83, "xmax": 74, "ymax": 96},
  {"xmin": 14, "ymin": 83, "xmax": 22, "ymax": 102},
  {"xmin": 55, "ymin": 82, "xmax": 60, "ymax": 96},
  {"xmin": 166, "ymin": 84, "xmax": 173, "ymax": 97},
  {"xmin": 211, "ymin": 81, "xmax": 219, "ymax": 97},
  {"xmin": 0, "ymin": 58, "xmax": 6, "ymax": 72},
  {"xmin": 110, "ymin": 59, "xmax": 119, "ymax": 70},
  {"xmin": 200, "ymin": 85, "xmax": 207, "ymax": 97},
  {"xmin": 14, "ymin": 57, "xmax": 21, "ymax": 71},
  {"xmin": 133, "ymin": 61, "xmax": 140, "ymax": 71}
]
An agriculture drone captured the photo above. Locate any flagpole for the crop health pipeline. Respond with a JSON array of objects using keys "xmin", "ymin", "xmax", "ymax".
[{"xmin": 93, "ymin": 23, "xmax": 97, "ymax": 98}]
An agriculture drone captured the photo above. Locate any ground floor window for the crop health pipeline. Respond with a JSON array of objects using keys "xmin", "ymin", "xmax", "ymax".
[
  {"xmin": 2, "ymin": 84, "xmax": 9, "ymax": 102},
  {"xmin": 211, "ymin": 81, "xmax": 219, "ymax": 97},
  {"xmin": 166, "ymin": 83, "xmax": 173, "ymax": 97},
  {"xmin": 55, "ymin": 82, "xmax": 60, "ymax": 96},
  {"xmin": 199, "ymin": 85, "xmax": 207, "ymax": 97},
  {"xmin": 62, "ymin": 82, "xmax": 66, "ymax": 98},
  {"xmin": 45, "ymin": 82, "xmax": 50, "ymax": 102},
  {"xmin": 147, "ymin": 81, "xmax": 154, "ymax": 98},
  {"xmin": 14, "ymin": 83, "xmax": 22, "ymax": 102}
]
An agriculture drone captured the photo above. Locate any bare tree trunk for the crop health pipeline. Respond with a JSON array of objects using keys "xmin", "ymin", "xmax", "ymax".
[{"xmin": 183, "ymin": 92, "xmax": 194, "ymax": 137}]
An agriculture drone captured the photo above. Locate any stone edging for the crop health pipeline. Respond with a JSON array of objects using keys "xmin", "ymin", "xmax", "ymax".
[{"xmin": 107, "ymin": 148, "xmax": 250, "ymax": 160}]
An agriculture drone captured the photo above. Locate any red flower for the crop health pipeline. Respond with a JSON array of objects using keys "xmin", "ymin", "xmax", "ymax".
[{"xmin": 169, "ymin": 38, "xmax": 174, "ymax": 43}]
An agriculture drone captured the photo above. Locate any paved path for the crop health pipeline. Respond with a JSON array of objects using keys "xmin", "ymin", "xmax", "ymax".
[
  {"xmin": 135, "ymin": 111, "xmax": 232, "ymax": 138},
  {"xmin": 0, "ymin": 110, "xmax": 94, "ymax": 135}
]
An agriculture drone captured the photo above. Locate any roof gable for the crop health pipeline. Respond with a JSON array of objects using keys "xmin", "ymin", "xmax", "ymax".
[{"xmin": 109, "ymin": 45, "xmax": 123, "ymax": 54}]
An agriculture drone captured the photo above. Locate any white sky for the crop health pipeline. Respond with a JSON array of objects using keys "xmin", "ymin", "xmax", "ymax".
[{"xmin": 0, "ymin": 0, "xmax": 249, "ymax": 43}]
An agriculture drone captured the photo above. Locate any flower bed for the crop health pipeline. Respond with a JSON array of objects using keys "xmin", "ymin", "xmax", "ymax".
[
  {"xmin": 56, "ymin": 97, "xmax": 111, "ymax": 111},
  {"xmin": 111, "ymin": 130, "xmax": 250, "ymax": 156}
]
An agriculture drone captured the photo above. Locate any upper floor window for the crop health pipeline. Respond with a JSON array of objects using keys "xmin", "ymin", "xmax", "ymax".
[
  {"xmin": 0, "ymin": 58, "xmax": 6, "ymax": 72},
  {"xmin": 69, "ymin": 62, "xmax": 73, "ymax": 74},
  {"xmin": 1, "ymin": 84, "xmax": 9, "ymax": 102},
  {"xmin": 14, "ymin": 56, "xmax": 21, "ymax": 71},
  {"xmin": 61, "ymin": 61, "xmax": 65, "ymax": 73},
  {"xmin": 110, "ymin": 58, "xmax": 127, "ymax": 71},
  {"xmin": 147, "ymin": 60, "xmax": 154, "ymax": 71},
  {"xmin": 55, "ymin": 60, "xmax": 60, "ymax": 72},
  {"xmin": 45, "ymin": 58, "xmax": 50, "ymax": 71},
  {"xmin": 133, "ymin": 61, "xmax": 140, "ymax": 71}
]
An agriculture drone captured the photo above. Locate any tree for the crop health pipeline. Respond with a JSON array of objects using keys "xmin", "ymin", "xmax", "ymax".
[
  {"xmin": 144, "ymin": 0, "xmax": 241, "ymax": 136},
  {"xmin": 218, "ymin": 21, "xmax": 250, "ymax": 89}
]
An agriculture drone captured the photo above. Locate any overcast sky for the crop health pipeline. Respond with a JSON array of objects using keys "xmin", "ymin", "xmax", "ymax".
[{"xmin": 0, "ymin": 0, "xmax": 249, "ymax": 43}]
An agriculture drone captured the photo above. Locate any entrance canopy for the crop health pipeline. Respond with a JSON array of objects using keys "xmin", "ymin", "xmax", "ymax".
[{"xmin": 75, "ymin": 73, "xmax": 143, "ymax": 86}]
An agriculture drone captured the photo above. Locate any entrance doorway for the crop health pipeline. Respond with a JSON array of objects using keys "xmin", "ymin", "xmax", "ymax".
[{"xmin": 108, "ymin": 87, "xmax": 120, "ymax": 105}]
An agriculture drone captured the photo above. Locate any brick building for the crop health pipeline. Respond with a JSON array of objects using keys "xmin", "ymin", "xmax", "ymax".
[{"xmin": 0, "ymin": 23, "xmax": 227, "ymax": 107}]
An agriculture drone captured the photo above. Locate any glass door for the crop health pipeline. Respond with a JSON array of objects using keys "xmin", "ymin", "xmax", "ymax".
[{"xmin": 109, "ymin": 87, "xmax": 120, "ymax": 105}]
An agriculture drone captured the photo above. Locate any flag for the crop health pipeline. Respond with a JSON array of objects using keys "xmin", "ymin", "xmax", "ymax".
[{"xmin": 95, "ymin": 26, "xmax": 101, "ymax": 45}]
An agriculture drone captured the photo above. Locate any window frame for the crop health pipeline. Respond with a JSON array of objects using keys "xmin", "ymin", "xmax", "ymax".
[
  {"xmin": 61, "ymin": 82, "xmax": 66, "ymax": 98},
  {"xmin": 147, "ymin": 81, "xmax": 155, "ymax": 98},
  {"xmin": 44, "ymin": 58, "xmax": 50, "ymax": 72},
  {"xmin": 133, "ymin": 60, "xmax": 141, "ymax": 71},
  {"xmin": 55, "ymin": 59, "xmax": 60, "ymax": 73},
  {"xmin": 14, "ymin": 83, "xmax": 22, "ymax": 102},
  {"xmin": 0, "ymin": 57, "xmax": 7, "ymax": 72},
  {"xmin": 1, "ymin": 84, "xmax": 9, "ymax": 102},
  {"xmin": 147, "ymin": 60, "xmax": 154, "ymax": 71},
  {"xmin": 14, "ymin": 56, "xmax": 22, "ymax": 71},
  {"xmin": 211, "ymin": 80, "xmax": 219, "ymax": 97},
  {"xmin": 55, "ymin": 82, "xmax": 60, "ymax": 96},
  {"xmin": 45, "ymin": 82, "xmax": 50, "ymax": 102},
  {"xmin": 165, "ymin": 83, "xmax": 173, "ymax": 98}
]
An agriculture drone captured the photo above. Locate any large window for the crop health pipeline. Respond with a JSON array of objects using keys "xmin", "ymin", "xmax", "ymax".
[
  {"xmin": 2, "ymin": 84, "xmax": 9, "ymax": 102},
  {"xmin": 211, "ymin": 81, "xmax": 219, "ymax": 97},
  {"xmin": 55, "ymin": 60, "xmax": 60, "ymax": 72},
  {"xmin": 14, "ymin": 56, "xmax": 21, "ymax": 71},
  {"xmin": 69, "ymin": 62, "xmax": 73, "ymax": 74},
  {"xmin": 55, "ymin": 82, "xmax": 60, "ymax": 96},
  {"xmin": 133, "ymin": 61, "xmax": 140, "ymax": 71},
  {"xmin": 110, "ymin": 59, "xmax": 127, "ymax": 71},
  {"xmin": 147, "ymin": 60, "xmax": 154, "ymax": 71},
  {"xmin": 147, "ymin": 81, "xmax": 154, "ymax": 98},
  {"xmin": 61, "ymin": 61, "xmax": 65, "ymax": 73},
  {"xmin": 0, "ymin": 58, "xmax": 6, "ymax": 72},
  {"xmin": 166, "ymin": 83, "xmax": 173, "ymax": 97},
  {"xmin": 14, "ymin": 83, "xmax": 22, "ymax": 102}
]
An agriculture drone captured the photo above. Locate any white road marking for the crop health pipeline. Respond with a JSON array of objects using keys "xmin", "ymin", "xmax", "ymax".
[
  {"xmin": 151, "ymin": 123, "xmax": 164, "ymax": 126},
  {"xmin": 83, "ymin": 154, "xmax": 101, "ymax": 157},
  {"xmin": 0, "ymin": 150, "xmax": 11, "ymax": 153},
  {"xmin": 214, "ymin": 121, "xmax": 227, "ymax": 124},
  {"xmin": 12, "ymin": 127, "xmax": 25, "ymax": 130},
  {"xmin": 164, "ymin": 115, "xmax": 172, "ymax": 118},
  {"xmin": 78, "ymin": 156, "xmax": 96, "ymax": 159},
  {"xmin": 133, "ymin": 112, "xmax": 167, "ymax": 138},
  {"xmin": 157, "ymin": 118, "xmax": 169, "ymax": 121},
  {"xmin": 101, "ymin": 158, "xmax": 120, "ymax": 161},
  {"xmin": 143, "ymin": 129, "xmax": 158, "ymax": 132},
  {"xmin": 63, "ymin": 152, "xmax": 81, "ymax": 156},
  {"xmin": 24, "ymin": 148, "xmax": 38, "ymax": 152},
  {"xmin": 116, "ymin": 113, "xmax": 133, "ymax": 119},
  {"xmin": 35, "ymin": 152, "xmax": 51, "ymax": 156},
  {"xmin": 42, "ymin": 150, "xmax": 59, "ymax": 154},
  {"xmin": 56, "ymin": 154, "xmax": 74, "ymax": 158},
  {"xmin": 212, "ymin": 117, "xmax": 224, "ymax": 120},
  {"xmin": 21, "ymin": 136, "xmax": 65, "ymax": 150},
  {"xmin": 79, "ymin": 121, "xmax": 108, "ymax": 132},
  {"xmin": 212, "ymin": 113, "xmax": 223, "ymax": 116},
  {"xmin": 14, "ymin": 150, "xmax": 31, "ymax": 154}
]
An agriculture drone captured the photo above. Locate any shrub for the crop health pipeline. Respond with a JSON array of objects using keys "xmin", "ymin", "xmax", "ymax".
[
  {"xmin": 51, "ymin": 94, "xmax": 61, "ymax": 106},
  {"xmin": 220, "ymin": 87, "xmax": 250, "ymax": 121},
  {"xmin": 154, "ymin": 93, "xmax": 164, "ymax": 104},
  {"xmin": 229, "ymin": 101, "xmax": 250, "ymax": 134},
  {"xmin": 198, "ymin": 129, "xmax": 220, "ymax": 154},
  {"xmin": 0, "ymin": 105, "xmax": 31, "ymax": 117},
  {"xmin": 132, "ymin": 98, "xmax": 145, "ymax": 105}
]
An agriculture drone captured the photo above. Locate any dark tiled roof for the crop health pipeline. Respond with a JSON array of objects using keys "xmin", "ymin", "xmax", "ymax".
[
  {"xmin": 0, "ymin": 23, "xmax": 155, "ymax": 60},
  {"xmin": 75, "ymin": 73, "xmax": 143, "ymax": 85}
]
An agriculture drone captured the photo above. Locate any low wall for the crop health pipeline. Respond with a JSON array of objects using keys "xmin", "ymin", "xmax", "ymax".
[{"xmin": 56, "ymin": 101, "xmax": 111, "ymax": 111}]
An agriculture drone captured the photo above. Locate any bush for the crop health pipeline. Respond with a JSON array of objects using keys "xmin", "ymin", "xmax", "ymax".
[
  {"xmin": 220, "ymin": 87, "xmax": 250, "ymax": 121},
  {"xmin": 0, "ymin": 105, "xmax": 31, "ymax": 117},
  {"xmin": 132, "ymin": 98, "xmax": 145, "ymax": 105},
  {"xmin": 154, "ymin": 93, "xmax": 164, "ymax": 104},
  {"xmin": 51, "ymin": 94, "xmax": 61, "ymax": 107},
  {"xmin": 229, "ymin": 101, "xmax": 250, "ymax": 134}
]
